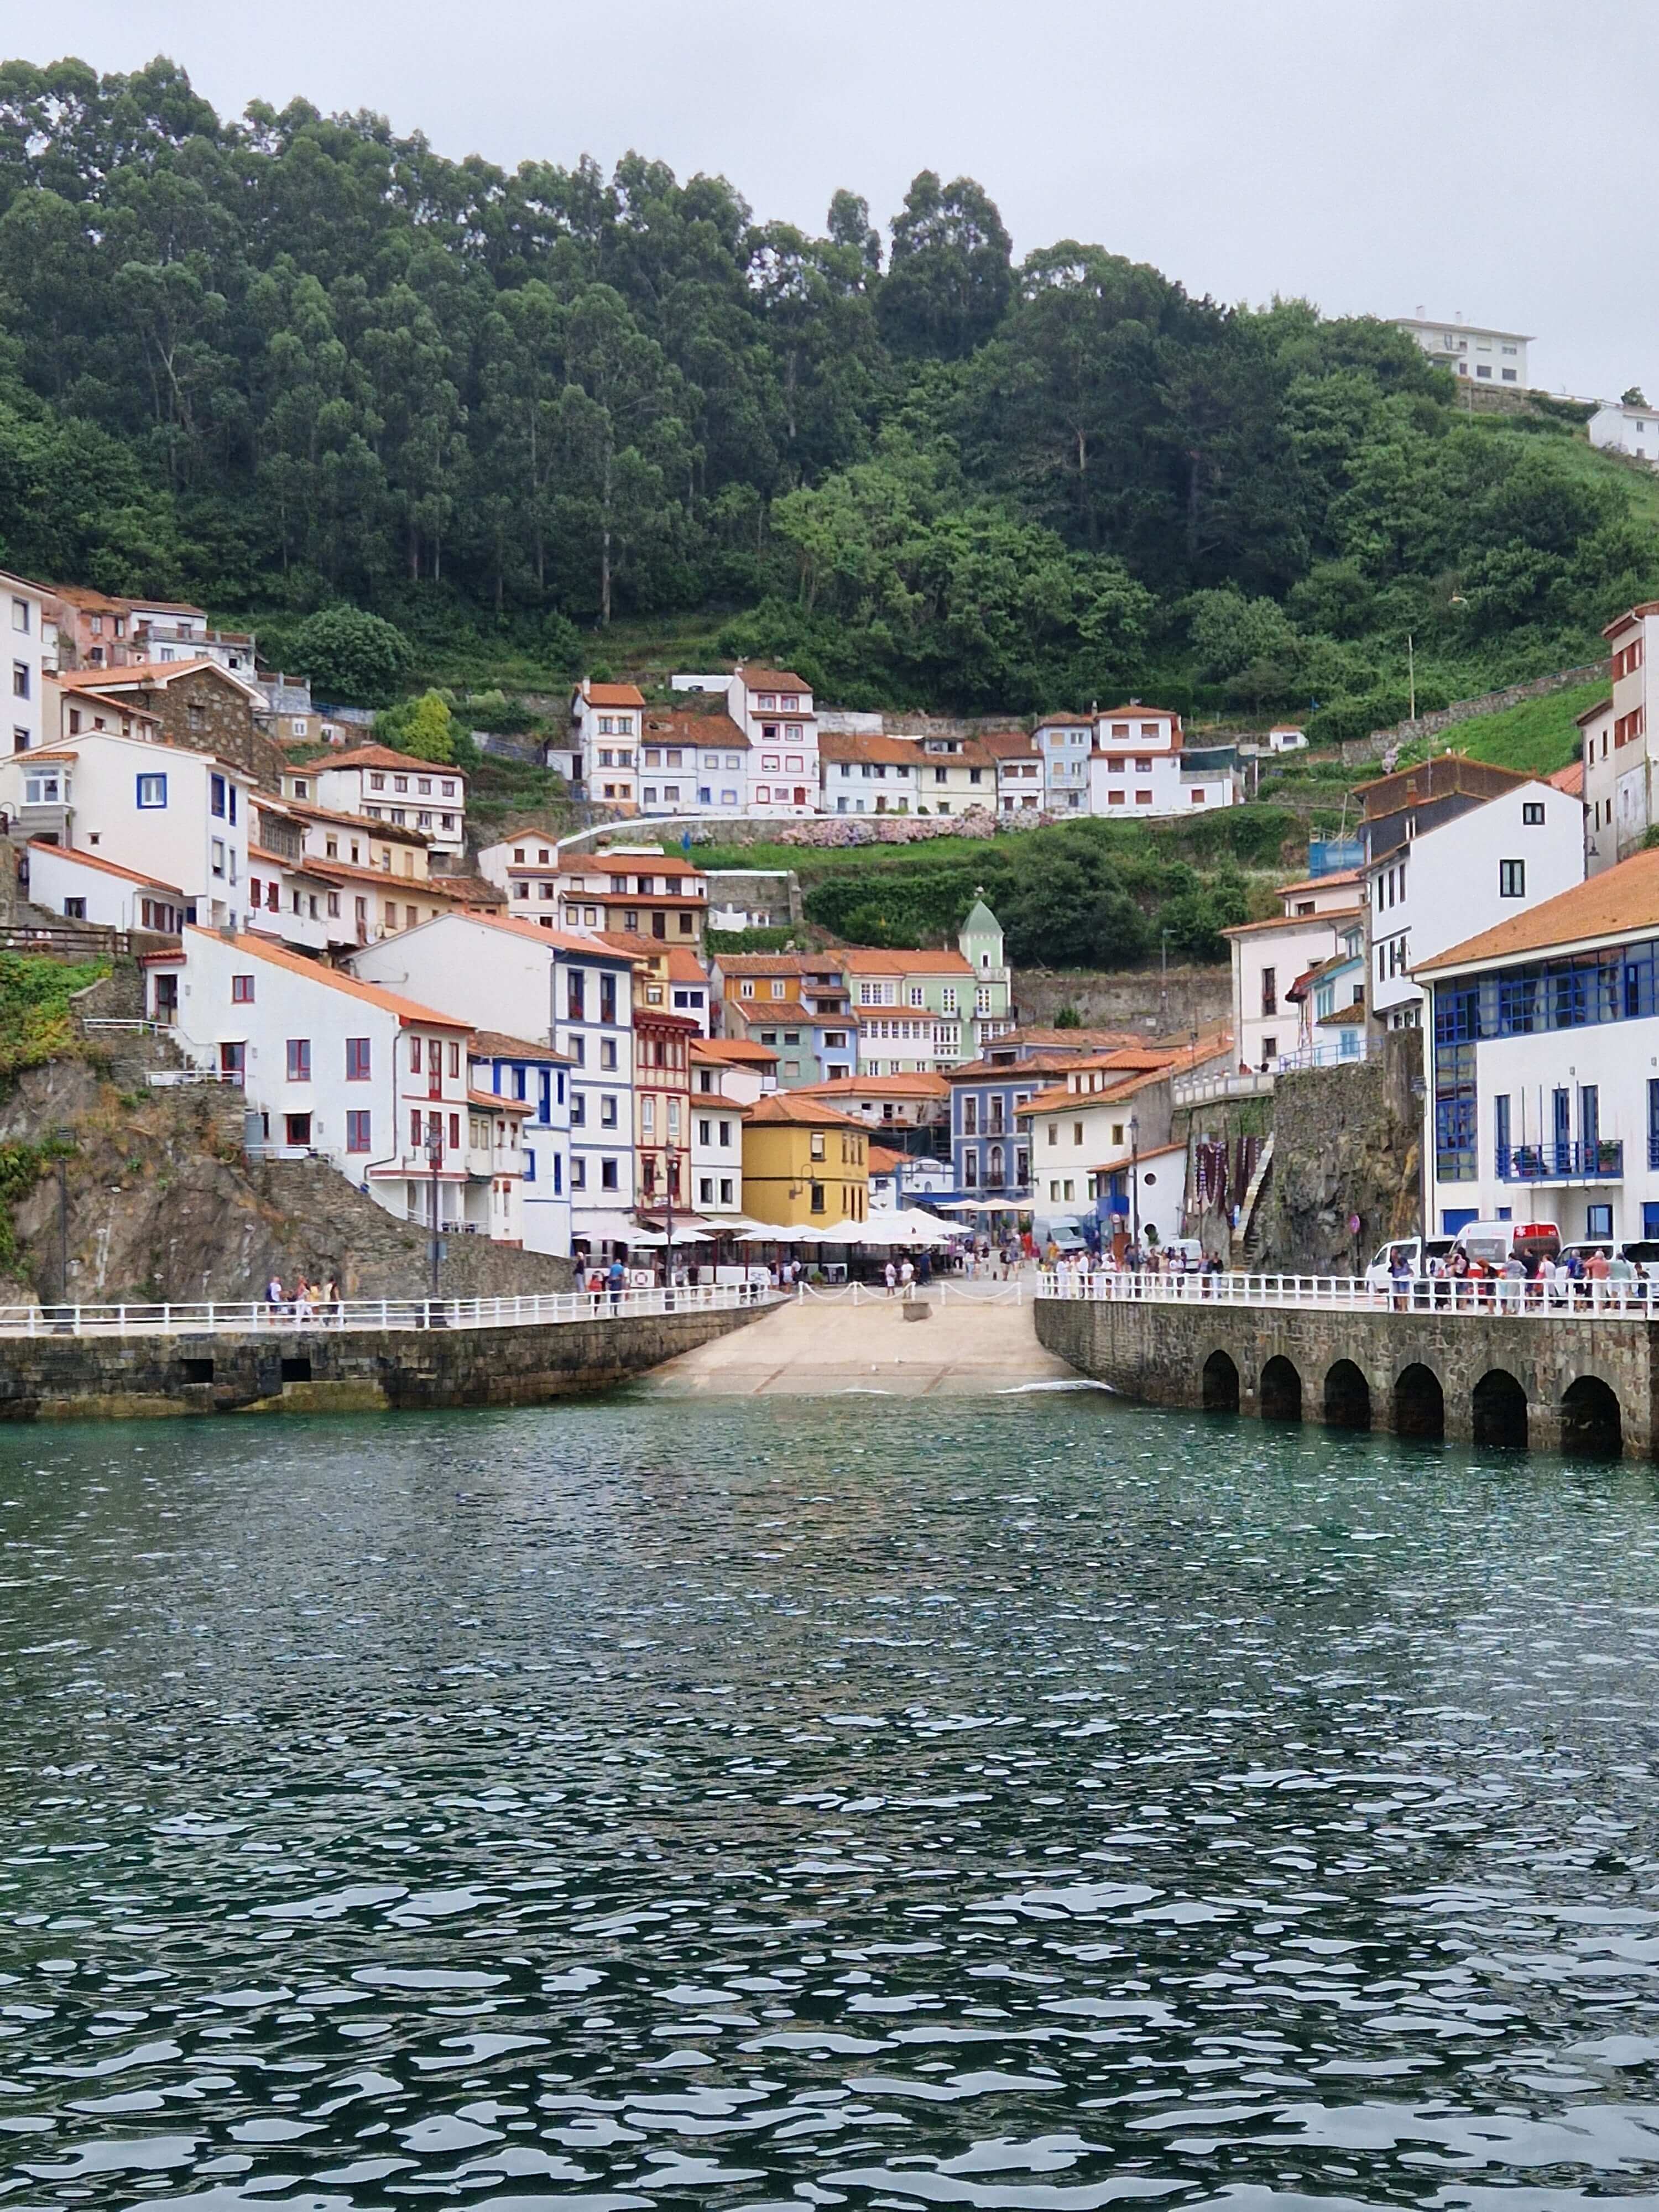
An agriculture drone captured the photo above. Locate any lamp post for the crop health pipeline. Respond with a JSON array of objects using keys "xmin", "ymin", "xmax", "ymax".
[
  {"xmin": 54, "ymin": 1124, "xmax": 73, "ymax": 1309},
  {"xmin": 425, "ymin": 1126, "xmax": 444, "ymax": 1297},
  {"xmin": 1129, "ymin": 1112, "xmax": 1141, "ymax": 1248},
  {"xmin": 663, "ymin": 1142, "xmax": 677, "ymax": 1294}
]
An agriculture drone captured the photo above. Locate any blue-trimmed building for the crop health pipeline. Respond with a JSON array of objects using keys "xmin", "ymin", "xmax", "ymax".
[{"xmin": 469, "ymin": 1031, "xmax": 572, "ymax": 1256}]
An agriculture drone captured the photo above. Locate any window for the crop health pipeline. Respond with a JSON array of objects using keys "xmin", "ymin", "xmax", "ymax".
[
  {"xmin": 210, "ymin": 773, "xmax": 227, "ymax": 818},
  {"xmin": 1499, "ymin": 858, "xmax": 1525, "ymax": 899},
  {"xmin": 11, "ymin": 662, "xmax": 27, "ymax": 700},
  {"xmin": 1522, "ymin": 801, "xmax": 1545, "ymax": 825},
  {"xmin": 810, "ymin": 1130, "xmax": 826, "ymax": 1160},
  {"xmin": 1261, "ymin": 966, "xmax": 1277, "ymax": 1016},
  {"xmin": 62, "ymin": 896, "xmax": 85, "ymax": 920},
  {"xmin": 600, "ymin": 974, "xmax": 617, "ymax": 1024},
  {"xmin": 136, "ymin": 773, "xmax": 168, "ymax": 809},
  {"xmin": 346, "ymin": 1036, "xmax": 372, "ymax": 1082},
  {"xmin": 601, "ymin": 1095, "xmax": 618, "ymax": 1128},
  {"xmin": 810, "ymin": 1181, "xmax": 826, "ymax": 1213},
  {"xmin": 346, "ymin": 1110, "xmax": 372, "ymax": 1154},
  {"xmin": 286, "ymin": 1039, "xmax": 311, "ymax": 1082},
  {"xmin": 1588, "ymin": 1202, "xmax": 1613, "ymax": 1240},
  {"xmin": 10, "ymin": 597, "xmax": 27, "ymax": 634},
  {"xmin": 231, "ymin": 973, "xmax": 254, "ymax": 1004},
  {"xmin": 601, "ymin": 1157, "xmax": 619, "ymax": 1190}
]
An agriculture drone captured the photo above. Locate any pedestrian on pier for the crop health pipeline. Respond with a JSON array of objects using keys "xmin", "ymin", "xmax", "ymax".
[{"xmin": 884, "ymin": 1259, "xmax": 898, "ymax": 1297}]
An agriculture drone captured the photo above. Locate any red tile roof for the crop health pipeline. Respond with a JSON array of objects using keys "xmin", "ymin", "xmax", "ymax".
[
  {"xmin": 468, "ymin": 1029, "xmax": 572, "ymax": 1063},
  {"xmin": 792, "ymin": 1072, "xmax": 950, "ymax": 1100},
  {"xmin": 580, "ymin": 681, "xmax": 646, "ymax": 707},
  {"xmin": 692, "ymin": 1036, "xmax": 778, "ymax": 1064},
  {"xmin": 747, "ymin": 1091, "xmax": 864, "ymax": 1131},
  {"xmin": 315, "ymin": 744, "xmax": 470, "ymax": 782},
  {"xmin": 736, "ymin": 666, "xmax": 811, "ymax": 693},
  {"xmin": 189, "ymin": 929, "xmax": 472, "ymax": 1029},
  {"xmin": 25, "ymin": 840, "xmax": 180, "ymax": 894}
]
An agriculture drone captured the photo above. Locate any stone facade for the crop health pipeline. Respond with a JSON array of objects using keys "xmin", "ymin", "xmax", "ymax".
[
  {"xmin": 1035, "ymin": 1294, "xmax": 1650, "ymax": 1457},
  {"xmin": 0, "ymin": 1300, "xmax": 773, "ymax": 1420},
  {"xmin": 107, "ymin": 665, "xmax": 286, "ymax": 787},
  {"xmin": 1255, "ymin": 1031, "xmax": 1423, "ymax": 1273}
]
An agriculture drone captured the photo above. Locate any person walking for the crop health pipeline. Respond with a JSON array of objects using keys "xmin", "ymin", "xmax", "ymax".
[
  {"xmin": 321, "ymin": 1275, "xmax": 342, "ymax": 1327},
  {"xmin": 900, "ymin": 1256, "xmax": 916, "ymax": 1302},
  {"xmin": 265, "ymin": 1271, "xmax": 284, "ymax": 1322},
  {"xmin": 607, "ymin": 1254, "xmax": 625, "ymax": 1311},
  {"xmin": 884, "ymin": 1259, "xmax": 898, "ymax": 1297}
]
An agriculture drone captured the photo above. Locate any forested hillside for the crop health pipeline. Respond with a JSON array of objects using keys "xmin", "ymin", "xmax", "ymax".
[{"xmin": 0, "ymin": 55, "xmax": 1652, "ymax": 726}]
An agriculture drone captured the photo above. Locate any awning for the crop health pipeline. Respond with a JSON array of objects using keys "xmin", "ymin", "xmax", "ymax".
[{"xmin": 858, "ymin": 1208, "xmax": 956, "ymax": 1247}]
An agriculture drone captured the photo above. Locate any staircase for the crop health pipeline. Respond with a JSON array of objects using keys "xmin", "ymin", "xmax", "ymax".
[{"xmin": 1230, "ymin": 1135, "xmax": 1275, "ymax": 1269}]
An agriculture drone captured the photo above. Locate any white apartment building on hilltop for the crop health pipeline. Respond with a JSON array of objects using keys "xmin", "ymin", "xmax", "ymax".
[
  {"xmin": 728, "ymin": 665, "xmax": 820, "ymax": 816},
  {"xmin": 1589, "ymin": 400, "xmax": 1659, "ymax": 466},
  {"xmin": 1395, "ymin": 315, "xmax": 1532, "ymax": 389}
]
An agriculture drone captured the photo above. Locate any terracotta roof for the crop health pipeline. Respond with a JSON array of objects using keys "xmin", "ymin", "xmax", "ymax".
[
  {"xmin": 283, "ymin": 798, "xmax": 430, "ymax": 846},
  {"xmin": 184, "ymin": 928, "xmax": 472, "ymax": 1030},
  {"xmin": 839, "ymin": 946, "xmax": 975, "ymax": 976},
  {"xmin": 1276, "ymin": 867, "xmax": 1364, "ymax": 896},
  {"xmin": 1222, "ymin": 909, "xmax": 1360, "ymax": 937},
  {"xmin": 400, "ymin": 907, "xmax": 625, "ymax": 960},
  {"xmin": 595, "ymin": 929, "xmax": 673, "ymax": 958},
  {"xmin": 1094, "ymin": 703, "xmax": 1183, "ymax": 723},
  {"xmin": 792, "ymin": 1072, "xmax": 950, "ymax": 1100},
  {"xmin": 634, "ymin": 1004, "xmax": 702, "ymax": 1033},
  {"xmin": 726, "ymin": 996, "xmax": 811, "ymax": 1025},
  {"xmin": 747, "ymin": 1092, "xmax": 865, "ymax": 1131},
  {"xmin": 4, "ymin": 749, "xmax": 77, "ymax": 764},
  {"xmin": 868, "ymin": 1143, "xmax": 906, "ymax": 1174},
  {"xmin": 248, "ymin": 844, "xmax": 331, "ymax": 875},
  {"xmin": 316, "ymin": 745, "xmax": 471, "ymax": 783},
  {"xmin": 714, "ymin": 952, "xmax": 815, "ymax": 977},
  {"xmin": 578, "ymin": 848, "xmax": 705, "ymax": 879},
  {"xmin": 467, "ymin": 1086, "xmax": 532, "ymax": 1114},
  {"xmin": 1017, "ymin": 1066, "xmax": 1170, "ymax": 1117},
  {"xmin": 579, "ymin": 681, "xmax": 646, "ymax": 707},
  {"xmin": 946, "ymin": 1047, "xmax": 1113, "ymax": 1083},
  {"xmin": 664, "ymin": 947, "xmax": 709, "ymax": 983},
  {"xmin": 819, "ymin": 731, "xmax": 922, "ymax": 768},
  {"xmin": 468, "ymin": 1029, "xmax": 572, "ymax": 1063},
  {"xmin": 299, "ymin": 857, "xmax": 458, "ymax": 894},
  {"xmin": 50, "ymin": 585, "xmax": 130, "ymax": 613},
  {"xmin": 641, "ymin": 708, "xmax": 748, "ymax": 748},
  {"xmin": 25, "ymin": 840, "xmax": 180, "ymax": 894},
  {"xmin": 977, "ymin": 729, "xmax": 1040, "ymax": 760},
  {"xmin": 1549, "ymin": 759, "xmax": 1584, "ymax": 797},
  {"xmin": 736, "ymin": 666, "xmax": 810, "ymax": 693},
  {"xmin": 56, "ymin": 659, "xmax": 257, "ymax": 697},
  {"xmin": 1418, "ymin": 845, "xmax": 1659, "ymax": 975},
  {"xmin": 692, "ymin": 1036, "xmax": 778, "ymax": 1064},
  {"xmin": 1033, "ymin": 712, "xmax": 1093, "ymax": 728},
  {"xmin": 1603, "ymin": 604, "xmax": 1659, "ymax": 639}
]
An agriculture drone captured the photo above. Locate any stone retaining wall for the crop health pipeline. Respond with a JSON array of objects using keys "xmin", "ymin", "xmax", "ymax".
[
  {"xmin": 0, "ymin": 1301, "xmax": 771, "ymax": 1421},
  {"xmin": 1035, "ymin": 1296, "xmax": 1654, "ymax": 1458}
]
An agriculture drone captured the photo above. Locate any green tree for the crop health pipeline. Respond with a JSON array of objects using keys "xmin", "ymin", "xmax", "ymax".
[
  {"xmin": 878, "ymin": 171, "xmax": 1013, "ymax": 359},
  {"xmin": 291, "ymin": 605, "xmax": 413, "ymax": 705}
]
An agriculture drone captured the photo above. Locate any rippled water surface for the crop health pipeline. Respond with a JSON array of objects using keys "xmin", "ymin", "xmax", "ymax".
[{"xmin": 7, "ymin": 1397, "xmax": 1659, "ymax": 2208}]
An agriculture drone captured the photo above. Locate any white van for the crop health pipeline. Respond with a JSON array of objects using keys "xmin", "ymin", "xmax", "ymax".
[
  {"xmin": 1452, "ymin": 1219, "xmax": 1561, "ymax": 1270},
  {"xmin": 1363, "ymin": 1235, "xmax": 1451, "ymax": 1287}
]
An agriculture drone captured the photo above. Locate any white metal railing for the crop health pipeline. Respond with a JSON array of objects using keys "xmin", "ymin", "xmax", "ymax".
[
  {"xmin": 797, "ymin": 1279, "xmax": 1025, "ymax": 1305},
  {"xmin": 146, "ymin": 1069, "xmax": 243, "ymax": 1089},
  {"xmin": 1035, "ymin": 1269, "xmax": 1659, "ymax": 1319},
  {"xmin": 0, "ymin": 1282, "xmax": 781, "ymax": 1338}
]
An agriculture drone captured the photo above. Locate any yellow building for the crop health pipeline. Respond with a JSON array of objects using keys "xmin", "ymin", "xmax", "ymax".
[{"xmin": 742, "ymin": 1093, "xmax": 869, "ymax": 1229}]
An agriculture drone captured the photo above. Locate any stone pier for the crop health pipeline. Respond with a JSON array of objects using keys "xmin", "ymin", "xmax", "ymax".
[
  {"xmin": 0, "ymin": 1301, "xmax": 773, "ymax": 1420},
  {"xmin": 1034, "ymin": 1295, "xmax": 1653, "ymax": 1458}
]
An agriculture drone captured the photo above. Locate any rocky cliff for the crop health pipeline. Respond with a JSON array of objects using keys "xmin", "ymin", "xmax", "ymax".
[
  {"xmin": 1254, "ymin": 1030, "xmax": 1423, "ymax": 1274},
  {"xmin": 0, "ymin": 1051, "xmax": 575, "ymax": 1307}
]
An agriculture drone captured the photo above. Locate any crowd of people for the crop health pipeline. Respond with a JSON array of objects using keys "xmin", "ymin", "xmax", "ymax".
[
  {"xmin": 263, "ymin": 1272, "xmax": 342, "ymax": 1322},
  {"xmin": 1381, "ymin": 1243, "xmax": 1644, "ymax": 1310}
]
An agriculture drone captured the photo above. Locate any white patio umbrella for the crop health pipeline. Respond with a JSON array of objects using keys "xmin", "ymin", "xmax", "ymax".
[{"xmin": 859, "ymin": 1208, "xmax": 955, "ymax": 1246}]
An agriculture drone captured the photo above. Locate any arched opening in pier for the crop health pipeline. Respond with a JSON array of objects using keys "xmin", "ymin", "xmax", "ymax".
[
  {"xmin": 1260, "ymin": 1354, "xmax": 1303, "ymax": 1423},
  {"xmin": 1394, "ymin": 1362, "xmax": 1444, "ymax": 1441},
  {"xmin": 1323, "ymin": 1359, "xmax": 1372, "ymax": 1430},
  {"xmin": 1472, "ymin": 1368, "xmax": 1528, "ymax": 1451},
  {"xmin": 1202, "ymin": 1349, "xmax": 1240, "ymax": 1415},
  {"xmin": 1561, "ymin": 1375, "xmax": 1622, "ymax": 1460}
]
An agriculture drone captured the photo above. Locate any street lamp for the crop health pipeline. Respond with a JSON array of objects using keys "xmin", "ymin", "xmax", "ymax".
[
  {"xmin": 54, "ymin": 1125, "xmax": 74, "ymax": 1309},
  {"xmin": 425, "ymin": 1125, "xmax": 444, "ymax": 1297},
  {"xmin": 1129, "ymin": 1112, "xmax": 1141, "ymax": 1248}
]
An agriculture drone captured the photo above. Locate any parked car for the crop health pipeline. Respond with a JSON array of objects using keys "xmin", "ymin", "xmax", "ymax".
[
  {"xmin": 1160, "ymin": 1237, "xmax": 1207, "ymax": 1272},
  {"xmin": 1363, "ymin": 1236, "xmax": 1452, "ymax": 1288}
]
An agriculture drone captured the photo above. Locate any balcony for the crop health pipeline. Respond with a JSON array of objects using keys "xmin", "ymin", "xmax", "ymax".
[{"xmin": 1497, "ymin": 1140, "xmax": 1624, "ymax": 1183}]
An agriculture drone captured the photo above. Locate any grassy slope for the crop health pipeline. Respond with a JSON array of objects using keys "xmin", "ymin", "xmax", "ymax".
[{"xmin": 1402, "ymin": 676, "xmax": 1606, "ymax": 776}]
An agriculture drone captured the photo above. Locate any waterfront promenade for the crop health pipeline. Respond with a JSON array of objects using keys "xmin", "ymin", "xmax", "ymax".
[{"xmin": 1035, "ymin": 1269, "xmax": 1651, "ymax": 1457}]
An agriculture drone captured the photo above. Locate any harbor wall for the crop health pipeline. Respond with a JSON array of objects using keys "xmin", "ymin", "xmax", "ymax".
[
  {"xmin": 1035, "ymin": 1295, "xmax": 1655, "ymax": 1458},
  {"xmin": 0, "ymin": 1302, "xmax": 771, "ymax": 1420}
]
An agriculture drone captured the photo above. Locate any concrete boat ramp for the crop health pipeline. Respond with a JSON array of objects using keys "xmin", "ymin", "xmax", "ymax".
[{"xmin": 639, "ymin": 1282, "xmax": 1084, "ymax": 1397}]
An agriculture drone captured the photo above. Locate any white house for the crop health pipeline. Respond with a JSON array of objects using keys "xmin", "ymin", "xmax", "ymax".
[
  {"xmin": 727, "ymin": 665, "xmax": 820, "ymax": 816},
  {"xmin": 1368, "ymin": 778, "xmax": 1584, "ymax": 1028},
  {"xmin": 25, "ymin": 842, "xmax": 186, "ymax": 935},
  {"xmin": 1578, "ymin": 601, "xmax": 1659, "ymax": 873},
  {"xmin": 1086, "ymin": 703, "xmax": 1234, "ymax": 819},
  {"xmin": 1418, "ymin": 847, "xmax": 1659, "ymax": 1243},
  {"xmin": 560, "ymin": 680, "xmax": 645, "ymax": 807},
  {"xmin": 349, "ymin": 909, "xmax": 634, "ymax": 1257},
  {"xmin": 1223, "ymin": 879, "xmax": 1363, "ymax": 1073},
  {"xmin": 1395, "ymin": 315, "xmax": 1532, "ymax": 389},
  {"xmin": 980, "ymin": 728, "xmax": 1045, "ymax": 814},
  {"xmin": 294, "ymin": 745, "xmax": 467, "ymax": 860},
  {"xmin": 0, "ymin": 570, "xmax": 58, "ymax": 758},
  {"xmin": 143, "ymin": 927, "xmax": 491, "ymax": 1237},
  {"xmin": 0, "ymin": 728, "xmax": 253, "ymax": 931},
  {"xmin": 637, "ymin": 705, "xmax": 748, "ymax": 816},
  {"xmin": 1589, "ymin": 401, "xmax": 1659, "ymax": 466},
  {"xmin": 466, "ymin": 1033, "xmax": 571, "ymax": 1256},
  {"xmin": 820, "ymin": 730, "xmax": 921, "ymax": 813}
]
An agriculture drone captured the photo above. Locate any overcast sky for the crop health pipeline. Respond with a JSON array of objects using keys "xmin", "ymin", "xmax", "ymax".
[{"xmin": 13, "ymin": 0, "xmax": 1656, "ymax": 401}]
